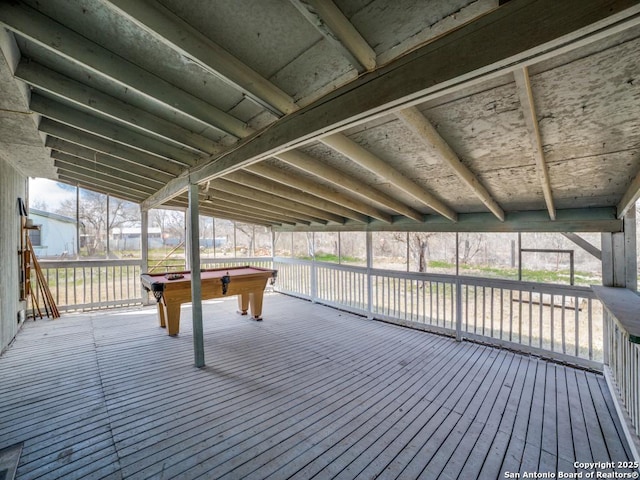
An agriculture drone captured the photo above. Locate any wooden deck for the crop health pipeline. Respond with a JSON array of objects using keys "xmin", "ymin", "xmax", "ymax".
[{"xmin": 0, "ymin": 293, "xmax": 634, "ymax": 479}]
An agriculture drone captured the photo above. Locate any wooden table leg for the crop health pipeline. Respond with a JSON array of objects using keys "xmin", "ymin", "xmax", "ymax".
[
  {"xmin": 249, "ymin": 291, "xmax": 264, "ymax": 320},
  {"xmin": 157, "ymin": 300, "xmax": 167, "ymax": 328},
  {"xmin": 165, "ymin": 302, "xmax": 182, "ymax": 336},
  {"xmin": 238, "ymin": 294, "xmax": 249, "ymax": 315}
]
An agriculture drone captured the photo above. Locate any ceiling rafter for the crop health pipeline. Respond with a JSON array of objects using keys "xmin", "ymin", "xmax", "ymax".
[
  {"xmin": 320, "ymin": 133, "xmax": 458, "ymax": 221},
  {"xmin": 225, "ymin": 170, "xmax": 368, "ymax": 223},
  {"xmin": 514, "ymin": 66, "xmax": 556, "ymax": 220},
  {"xmin": 396, "ymin": 107, "xmax": 505, "ymax": 221},
  {"xmin": 57, "ymin": 175, "xmax": 149, "ymax": 204},
  {"xmin": 16, "ymin": 60, "xmax": 220, "ymax": 155},
  {"xmin": 31, "ymin": 94, "xmax": 199, "ymax": 168},
  {"xmin": 55, "ymin": 168, "xmax": 154, "ymax": 201},
  {"xmin": 105, "ymin": 0, "xmax": 297, "ymax": 116},
  {"xmin": 274, "ymin": 150, "xmax": 424, "ymax": 222},
  {"xmin": 204, "ymin": 197, "xmax": 311, "ymax": 226},
  {"xmin": 0, "ymin": 1, "xmax": 252, "ymax": 138},
  {"xmin": 39, "ymin": 119, "xmax": 184, "ymax": 177},
  {"xmin": 214, "ymin": 179, "xmax": 341, "ymax": 224},
  {"xmin": 289, "ymin": 0, "xmax": 376, "ymax": 72},
  {"xmin": 203, "ymin": 189, "xmax": 326, "ymax": 225},
  {"xmin": 45, "ymin": 137, "xmax": 175, "ymax": 184},
  {"xmin": 170, "ymin": 196, "xmax": 275, "ymax": 226},
  {"xmin": 245, "ymin": 163, "xmax": 393, "ymax": 223},
  {"xmin": 51, "ymin": 150, "xmax": 164, "ymax": 191}
]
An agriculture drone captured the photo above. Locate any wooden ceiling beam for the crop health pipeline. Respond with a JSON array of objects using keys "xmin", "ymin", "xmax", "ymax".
[
  {"xmin": 57, "ymin": 175, "xmax": 147, "ymax": 204},
  {"xmin": 16, "ymin": 60, "xmax": 220, "ymax": 155},
  {"xmin": 199, "ymin": 198, "xmax": 300, "ymax": 226},
  {"xmin": 204, "ymin": 189, "xmax": 325, "ymax": 225},
  {"xmin": 55, "ymin": 170, "xmax": 151, "ymax": 202},
  {"xmin": 170, "ymin": 197, "xmax": 275, "ymax": 226},
  {"xmin": 40, "ymin": 119, "xmax": 184, "ymax": 177},
  {"xmin": 271, "ymin": 208, "xmax": 622, "ymax": 234},
  {"xmin": 289, "ymin": 0, "xmax": 376, "ymax": 72},
  {"xmin": 225, "ymin": 170, "xmax": 369, "ymax": 223},
  {"xmin": 320, "ymin": 133, "xmax": 458, "ymax": 221},
  {"xmin": 514, "ymin": 66, "xmax": 556, "ymax": 220},
  {"xmin": 214, "ymin": 179, "xmax": 340, "ymax": 224},
  {"xmin": 105, "ymin": 0, "xmax": 296, "ymax": 116},
  {"xmin": 31, "ymin": 94, "xmax": 199, "ymax": 168},
  {"xmin": 0, "ymin": 1, "xmax": 251, "ymax": 138},
  {"xmin": 274, "ymin": 150, "xmax": 424, "ymax": 222},
  {"xmin": 45, "ymin": 137, "xmax": 175, "ymax": 184},
  {"xmin": 51, "ymin": 151, "xmax": 164, "ymax": 191},
  {"xmin": 245, "ymin": 163, "xmax": 392, "ymax": 223},
  {"xmin": 396, "ymin": 107, "xmax": 505, "ymax": 221}
]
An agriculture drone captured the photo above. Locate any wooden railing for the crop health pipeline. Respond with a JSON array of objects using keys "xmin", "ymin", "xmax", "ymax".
[
  {"xmin": 593, "ymin": 286, "xmax": 640, "ymax": 448},
  {"xmin": 274, "ymin": 257, "xmax": 603, "ymax": 370},
  {"xmin": 36, "ymin": 256, "xmax": 603, "ymax": 369},
  {"xmin": 35, "ymin": 257, "xmax": 275, "ymax": 313},
  {"xmin": 36, "ymin": 259, "xmax": 145, "ymax": 312}
]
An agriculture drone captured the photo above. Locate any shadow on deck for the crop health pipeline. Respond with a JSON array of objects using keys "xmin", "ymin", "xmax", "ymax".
[{"xmin": 0, "ymin": 293, "xmax": 634, "ymax": 479}]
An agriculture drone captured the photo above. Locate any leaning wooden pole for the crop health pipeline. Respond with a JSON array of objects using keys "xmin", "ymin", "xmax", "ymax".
[{"xmin": 28, "ymin": 237, "xmax": 60, "ymax": 318}]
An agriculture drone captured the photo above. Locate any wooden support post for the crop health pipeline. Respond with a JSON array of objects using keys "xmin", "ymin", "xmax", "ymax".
[
  {"xmin": 366, "ymin": 231, "xmax": 373, "ymax": 319},
  {"xmin": 455, "ymin": 279, "xmax": 463, "ymax": 342},
  {"xmin": 140, "ymin": 208, "xmax": 150, "ymax": 305},
  {"xmin": 188, "ymin": 183, "xmax": 205, "ymax": 368},
  {"xmin": 601, "ymin": 205, "xmax": 637, "ymax": 290},
  {"xmin": 624, "ymin": 205, "xmax": 637, "ymax": 291},
  {"xmin": 310, "ymin": 232, "xmax": 317, "ymax": 303}
]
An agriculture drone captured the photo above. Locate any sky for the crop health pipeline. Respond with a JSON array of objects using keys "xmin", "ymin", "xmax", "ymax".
[{"xmin": 29, "ymin": 178, "xmax": 75, "ymax": 211}]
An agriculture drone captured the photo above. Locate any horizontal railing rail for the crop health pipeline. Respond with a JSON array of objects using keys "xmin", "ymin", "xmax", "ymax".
[
  {"xmin": 36, "ymin": 259, "xmax": 145, "ymax": 312},
  {"xmin": 274, "ymin": 256, "xmax": 603, "ymax": 370},
  {"xmin": 199, "ymin": 257, "xmax": 274, "ymax": 270}
]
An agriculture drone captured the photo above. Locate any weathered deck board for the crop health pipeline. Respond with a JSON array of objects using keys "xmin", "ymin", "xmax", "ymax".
[{"xmin": 0, "ymin": 293, "xmax": 635, "ymax": 479}]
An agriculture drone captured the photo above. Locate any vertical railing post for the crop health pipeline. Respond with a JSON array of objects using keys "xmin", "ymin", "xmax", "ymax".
[
  {"xmin": 310, "ymin": 233, "xmax": 317, "ymax": 303},
  {"xmin": 310, "ymin": 260, "xmax": 317, "ymax": 303},
  {"xmin": 455, "ymin": 278, "xmax": 463, "ymax": 341}
]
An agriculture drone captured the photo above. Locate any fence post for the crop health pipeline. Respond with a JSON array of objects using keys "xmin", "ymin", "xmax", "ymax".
[{"xmin": 456, "ymin": 279, "xmax": 463, "ymax": 341}]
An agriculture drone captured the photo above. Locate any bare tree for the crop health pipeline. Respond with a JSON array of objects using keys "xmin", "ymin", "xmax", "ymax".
[
  {"xmin": 458, "ymin": 233, "xmax": 483, "ymax": 265},
  {"xmin": 57, "ymin": 191, "xmax": 139, "ymax": 257},
  {"xmin": 235, "ymin": 223, "xmax": 254, "ymax": 256},
  {"xmin": 149, "ymin": 209, "xmax": 185, "ymax": 246}
]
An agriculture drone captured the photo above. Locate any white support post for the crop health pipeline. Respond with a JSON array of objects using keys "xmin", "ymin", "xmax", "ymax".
[
  {"xmin": 624, "ymin": 205, "xmax": 637, "ymax": 291},
  {"xmin": 366, "ymin": 230, "xmax": 373, "ymax": 319},
  {"xmin": 455, "ymin": 279, "xmax": 463, "ymax": 342},
  {"xmin": 106, "ymin": 194, "xmax": 110, "ymax": 257},
  {"xmin": 602, "ymin": 205, "xmax": 637, "ymax": 291},
  {"xmin": 76, "ymin": 185, "xmax": 80, "ymax": 258},
  {"xmin": 140, "ymin": 208, "xmax": 150, "ymax": 305},
  {"xmin": 310, "ymin": 232, "xmax": 317, "ymax": 303},
  {"xmin": 188, "ymin": 183, "xmax": 205, "ymax": 368}
]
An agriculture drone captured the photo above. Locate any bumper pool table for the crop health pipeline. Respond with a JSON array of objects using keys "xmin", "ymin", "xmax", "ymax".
[{"xmin": 140, "ymin": 265, "xmax": 277, "ymax": 336}]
